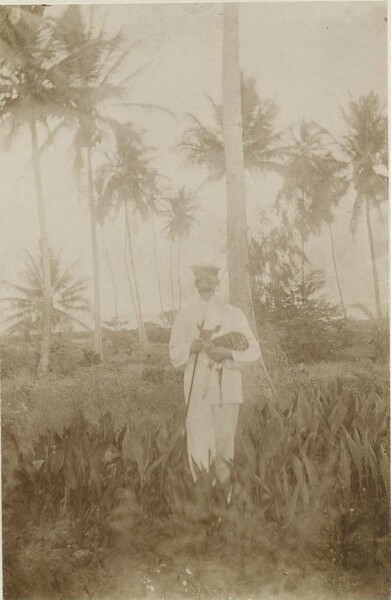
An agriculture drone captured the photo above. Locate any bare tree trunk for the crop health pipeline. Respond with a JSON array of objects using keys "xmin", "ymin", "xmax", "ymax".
[
  {"xmin": 124, "ymin": 215, "xmax": 139, "ymax": 331},
  {"xmin": 301, "ymin": 232, "xmax": 305, "ymax": 302},
  {"xmin": 86, "ymin": 146, "xmax": 102, "ymax": 358},
  {"xmin": 328, "ymin": 222, "xmax": 347, "ymax": 320},
  {"xmin": 151, "ymin": 211, "xmax": 165, "ymax": 320},
  {"xmin": 177, "ymin": 237, "xmax": 182, "ymax": 311},
  {"xmin": 30, "ymin": 117, "xmax": 51, "ymax": 374},
  {"xmin": 101, "ymin": 225, "xmax": 118, "ymax": 320},
  {"xmin": 124, "ymin": 203, "xmax": 149, "ymax": 346},
  {"xmin": 365, "ymin": 196, "xmax": 383, "ymax": 321},
  {"xmin": 170, "ymin": 239, "xmax": 176, "ymax": 316},
  {"xmin": 222, "ymin": 3, "xmax": 255, "ymax": 331}
]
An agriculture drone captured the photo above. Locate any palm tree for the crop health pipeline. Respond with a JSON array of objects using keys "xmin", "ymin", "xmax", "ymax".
[
  {"xmin": 100, "ymin": 222, "xmax": 119, "ymax": 321},
  {"xmin": 150, "ymin": 208, "xmax": 166, "ymax": 321},
  {"xmin": 49, "ymin": 6, "xmax": 173, "ymax": 354},
  {"xmin": 325, "ymin": 220, "xmax": 347, "ymax": 320},
  {"xmin": 0, "ymin": 6, "xmax": 46, "ymax": 67},
  {"xmin": 341, "ymin": 92, "xmax": 388, "ymax": 322},
  {"xmin": 276, "ymin": 121, "xmax": 348, "ymax": 307},
  {"xmin": 0, "ymin": 8, "xmax": 74, "ymax": 373},
  {"xmin": 221, "ymin": 3, "xmax": 255, "ymax": 327},
  {"xmin": 178, "ymin": 22, "xmax": 282, "ymax": 327},
  {"xmin": 178, "ymin": 75, "xmax": 282, "ymax": 186},
  {"xmin": 145, "ymin": 187, "xmax": 168, "ymax": 322},
  {"xmin": 96, "ymin": 121, "xmax": 158, "ymax": 346},
  {"xmin": 162, "ymin": 187, "xmax": 197, "ymax": 313},
  {"xmin": 1, "ymin": 248, "xmax": 91, "ymax": 337},
  {"xmin": 43, "ymin": 6, "xmax": 136, "ymax": 359}
]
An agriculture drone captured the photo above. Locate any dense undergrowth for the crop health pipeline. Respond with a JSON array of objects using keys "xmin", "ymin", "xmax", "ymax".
[{"xmin": 2, "ymin": 357, "xmax": 389, "ymax": 599}]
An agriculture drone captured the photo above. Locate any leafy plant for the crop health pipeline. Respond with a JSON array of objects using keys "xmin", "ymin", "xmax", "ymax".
[
  {"xmin": 1, "ymin": 248, "xmax": 91, "ymax": 337},
  {"xmin": 254, "ymin": 267, "xmax": 345, "ymax": 363},
  {"xmin": 10, "ymin": 410, "xmax": 127, "ymax": 547},
  {"xmin": 6, "ymin": 374, "xmax": 389, "ymax": 573},
  {"xmin": 81, "ymin": 348, "xmax": 101, "ymax": 367}
]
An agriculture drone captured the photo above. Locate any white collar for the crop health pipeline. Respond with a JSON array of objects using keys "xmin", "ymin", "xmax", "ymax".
[{"xmin": 198, "ymin": 294, "xmax": 222, "ymax": 306}]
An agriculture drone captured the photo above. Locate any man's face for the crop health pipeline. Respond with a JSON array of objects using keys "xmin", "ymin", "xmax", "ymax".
[{"xmin": 194, "ymin": 273, "xmax": 219, "ymax": 299}]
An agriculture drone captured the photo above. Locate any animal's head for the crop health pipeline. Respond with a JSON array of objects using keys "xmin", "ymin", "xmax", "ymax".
[{"xmin": 197, "ymin": 324, "xmax": 221, "ymax": 341}]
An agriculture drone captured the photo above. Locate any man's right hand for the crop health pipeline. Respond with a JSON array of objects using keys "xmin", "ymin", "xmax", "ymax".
[{"xmin": 190, "ymin": 338, "xmax": 204, "ymax": 354}]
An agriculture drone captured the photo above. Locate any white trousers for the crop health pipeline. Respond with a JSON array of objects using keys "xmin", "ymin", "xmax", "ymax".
[{"xmin": 186, "ymin": 398, "xmax": 240, "ymax": 483}]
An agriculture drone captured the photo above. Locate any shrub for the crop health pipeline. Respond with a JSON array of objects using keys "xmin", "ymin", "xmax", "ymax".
[
  {"xmin": 80, "ymin": 348, "xmax": 101, "ymax": 367},
  {"xmin": 0, "ymin": 339, "xmax": 38, "ymax": 377},
  {"xmin": 8, "ymin": 410, "xmax": 128, "ymax": 548},
  {"xmin": 49, "ymin": 339, "xmax": 84, "ymax": 375},
  {"xmin": 262, "ymin": 271, "xmax": 346, "ymax": 363}
]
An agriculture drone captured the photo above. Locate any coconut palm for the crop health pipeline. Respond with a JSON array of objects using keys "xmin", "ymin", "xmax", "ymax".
[
  {"xmin": 96, "ymin": 121, "xmax": 159, "ymax": 346},
  {"xmin": 162, "ymin": 187, "xmax": 197, "ymax": 313},
  {"xmin": 100, "ymin": 223, "xmax": 119, "ymax": 322},
  {"xmin": 0, "ymin": 6, "xmax": 45, "ymax": 67},
  {"xmin": 1, "ymin": 249, "xmax": 91, "ymax": 337},
  {"xmin": 0, "ymin": 8, "xmax": 75, "ymax": 373},
  {"xmin": 41, "ymin": 6, "xmax": 137, "ymax": 359},
  {"xmin": 178, "ymin": 17, "xmax": 282, "ymax": 326},
  {"xmin": 276, "ymin": 120, "xmax": 348, "ymax": 306},
  {"xmin": 221, "ymin": 4, "xmax": 256, "ymax": 327},
  {"xmin": 150, "ymin": 207, "xmax": 166, "ymax": 321},
  {"xmin": 48, "ymin": 6, "xmax": 173, "ymax": 354},
  {"xmin": 178, "ymin": 75, "xmax": 282, "ymax": 186},
  {"xmin": 145, "ymin": 186, "xmax": 169, "ymax": 323},
  {"xmin": 341, "ymin": 92, "xmax": 388, "ymax": 322}
]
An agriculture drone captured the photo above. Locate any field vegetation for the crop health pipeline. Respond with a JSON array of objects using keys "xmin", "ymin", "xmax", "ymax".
[{"xmin": 2, "ymin": 323, "xmax": 389, "ymax": 600}]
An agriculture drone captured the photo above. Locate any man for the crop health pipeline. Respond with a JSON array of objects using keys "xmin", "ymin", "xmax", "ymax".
[{"xmin": 169, "ymin": 263, "xmax": 261, "ymax": 485}]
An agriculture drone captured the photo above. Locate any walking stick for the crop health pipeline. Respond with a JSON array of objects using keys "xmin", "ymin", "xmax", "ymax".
[{"xmin": 184, "ymin": 318, "xmax": 205, "ymax": 423}]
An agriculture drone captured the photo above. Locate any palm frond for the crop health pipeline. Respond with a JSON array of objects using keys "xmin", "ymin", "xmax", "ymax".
[{"xmin": 113, "ymin": 101, "xmax": 176, "ymax": 120}]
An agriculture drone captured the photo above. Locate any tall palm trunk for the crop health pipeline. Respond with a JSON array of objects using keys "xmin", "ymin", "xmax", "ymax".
[
  {"xmin": 177, "ymin": 237, "xmax": 182, "ymax": 311},
  {"xmin": 300, "ymin": 232, "xmax": 305, "ymax": 302},
  {"xmin": 124, "ymin": 216, "xmax": 139, "ymax": 331},
  {"xmin": 151, "ymin": 211, "xmax": 165, "ymax": 320},
  {"xmin": 29, "ymin": 116, "xmax": 51, "ymax": 374},
  {"xmin": 169, "ymin": 239, "xmax": 176, "ymax": 316},
  {"xmin": 101, "ymin": 225, "xmax": 118, "ymax": 320},
  {"xmin": 86, "ymin": 146, "xmax": 102, "ymax": 358},
  {"xmin": 124, "ymin": 203, "xmax": 149, "ymax": 346},
  {"xmin": 365, "ymin": 195, "xmax": 383, "ymax": 321},
  {"xmin": 328, "ymin": 222, "xmax": 347, "ymax": 320},
  {"xmin": 222, "ymin": 3, "xmax": 255, "ymax": 331}
]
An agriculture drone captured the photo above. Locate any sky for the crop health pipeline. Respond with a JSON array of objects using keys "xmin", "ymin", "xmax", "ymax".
[{"xmin": 0, "ymin": 1, "xmax": 388, "ymax": 329}]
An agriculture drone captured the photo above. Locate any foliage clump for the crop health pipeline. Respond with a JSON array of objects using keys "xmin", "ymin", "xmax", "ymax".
[{"xmin": 5, "ymin": 375, "xmax": 389, "ymax": 573}]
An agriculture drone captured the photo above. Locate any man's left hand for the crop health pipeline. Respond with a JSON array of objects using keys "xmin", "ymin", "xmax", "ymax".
[{"xmin": 205, "ymin": 345, "xmax": 233, "ymax": 362}]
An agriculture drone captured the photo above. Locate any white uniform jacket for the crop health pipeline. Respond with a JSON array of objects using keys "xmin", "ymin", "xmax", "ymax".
[{"xmin": 169, "ymin": 295, "xmax": 261, "ymax": 406}]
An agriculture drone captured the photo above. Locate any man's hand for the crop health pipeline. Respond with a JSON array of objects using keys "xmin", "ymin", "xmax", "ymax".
[
  {"xmin": 190, "ymin": 338, "xmax": 204, "ymax": 354},
  {"xmin": 205, "ymin": 345, "xmax": 233, "ymax": 362}
]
